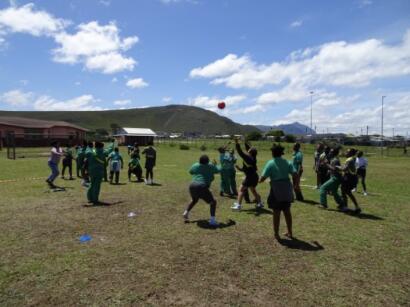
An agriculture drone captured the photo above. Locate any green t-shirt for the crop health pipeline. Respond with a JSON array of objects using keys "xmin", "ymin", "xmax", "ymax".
[
  {"xmin": 292, "ymin": 151, "xmax": 303, "ymax": 172},
  {"xmin": 189, "ymin": 162, "xmax": 220, "ymax": 187},
  {"xmin": 109, "ymin": 152, "xmax": 122, "ymax": 161},
  {"xmin": 262, "ymin": 157, "xmax": 296, "ymax": 182},
  {"xmin": 129, "ymin": 157, "xmax": 140, "ymax": 169}
]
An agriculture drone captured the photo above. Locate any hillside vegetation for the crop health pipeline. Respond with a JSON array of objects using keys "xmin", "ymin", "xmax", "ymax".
[{"xmin": 0, "ymin": 105, "xmax": 258, "ymax": 135}]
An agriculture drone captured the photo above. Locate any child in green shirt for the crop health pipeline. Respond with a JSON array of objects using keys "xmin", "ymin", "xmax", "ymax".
[{"xmin": 183, "ymin": 155, "xmax": 220, "ymax": 227}]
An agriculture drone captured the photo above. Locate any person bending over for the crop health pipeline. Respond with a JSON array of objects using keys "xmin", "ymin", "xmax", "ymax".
[{"xmin": 183, "ymin": 155, "xmax": 220, "ymax": 227}]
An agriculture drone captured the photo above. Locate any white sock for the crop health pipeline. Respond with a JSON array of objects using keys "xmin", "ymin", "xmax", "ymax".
[
  {"xmin": 210, "ymin": 216, "xmax": 216, "ymax": 222},
  {"xmin": 183, "ymin": 210, "xmax": 189, "ymax": 216}
]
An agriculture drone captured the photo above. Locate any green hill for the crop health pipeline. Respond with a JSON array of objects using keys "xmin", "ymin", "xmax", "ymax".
[{"xmin": 0, "ymin": 105, "xmax": 259, "ymax": 135}]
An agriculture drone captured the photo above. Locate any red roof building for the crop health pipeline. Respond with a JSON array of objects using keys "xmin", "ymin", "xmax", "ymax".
[{"xmin": 0, "ymin": 116, "xmax": 88, "ymax": 147}]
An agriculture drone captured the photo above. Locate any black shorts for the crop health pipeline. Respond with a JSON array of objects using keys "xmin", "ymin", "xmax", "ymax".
[
  {"xmin": 242, "ymin": 173, "xmax": 259, "ymax": 188},
  {"xmin": 189, "ymin": 182, "xmax": 215, "ymax": 204},
  {"xmin": 357, "ymin": 168, "xmax": 366, "ymax": 178},
  {"xmin": 267, "ymin": 190, "xmax": 291, "ymax": 211},
  {"xmin": 63, "ymin": 159, "xmax": 72, "ymax": 167},
  {"xmin": 145, "ymin": 160, "xmax": 155, "ymax": 170},
  {"xmin": 342, "ymin": 174, "xmax": 358, "ymax": 191}
]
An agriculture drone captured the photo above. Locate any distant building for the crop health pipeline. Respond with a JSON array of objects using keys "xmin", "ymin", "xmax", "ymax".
[
  {"xmin": 0, "ymin": 116, "xmax": 88, "ymax": 147},
  {"xmin": 113, "ymin": 127, "xmax": 157, "ymax": 145}
]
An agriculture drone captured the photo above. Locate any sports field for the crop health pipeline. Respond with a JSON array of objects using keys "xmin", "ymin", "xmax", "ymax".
[{"xmin": 0, "ymin": 143, "xmax": 409, "ymax": 306}]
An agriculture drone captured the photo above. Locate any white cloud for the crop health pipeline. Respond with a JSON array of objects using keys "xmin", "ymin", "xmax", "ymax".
[
  {"xmin": 162, "ymin": 96, "xmax": 172, "ymax": 103},
  {"xmin": 34, "ymin": 94, "xmax": 102, "ymax": 111},
  {"xmin": 113, "ymin": 99, "xmax": 131, "ymax": 106},
  {"xmin": 85, "ymin": 52, "xmax": 136, "ymax": 74},
  {"xmin": 290, "ymin": 20, "xmax": 303, "ymax": 28},
  {"xmin": 359, "ymin": 0, "xmax": 372, "ymax": 8},
  {"xmin": 274, "ymin": 93, "xmax": 410, "ymax": 134},
  {"xmin": 126, "ymin": 78, "xmax": 148, "ymax": 89},
  {"xmin": 99, "ymin": 0, "xmax": 111, "ymax": 6},
  {"xmin": 190, "ymin": 29, "xmax": 410, "ymax": 91},
  {"xmin": 0, "ymin": 3, "xmax": 68, "ymax": 37},
  {"xmin": 0, "ymin": 89, "xmax": 33, "ymax": 106},
  {"xmin": 231, "ymin": 104, "xmax": 266, "ymax": 114},
  {"xmin": 190, "ymin": 54, "xmax": 251, "ymax": 79},
  {"xmin": 0, "ymin": 89, "xmax": 103, "ymax": 111},
  {"xmin": 53, "ymin": 21, "xmax": 138, "ymax": 74}
]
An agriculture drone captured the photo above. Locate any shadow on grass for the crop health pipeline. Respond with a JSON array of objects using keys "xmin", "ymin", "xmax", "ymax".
[
  {"xmin": 242, "ymin": 208, "xmax": 272, "ymax": 216},
  {"xmin": 191, "ymin": 219, "xmax": 236, "ymax": 230},
  {"xmin": 148, "ymin": 183, "xmax": 162, "ymax": 187},
  {"xmin": 327, "ymin": 209, "xmax": 384, "ymax": 220},
  {"xmin": 83, "ymin": 200, "xmax": 124, "ymax": 207},
  {"xmin": 108, "ymin": 183, "xmax": 127, "ymax": 186},
  {"xmin": 277, "ymin": 237, "xmax": 324, "ymax": 251},
  {"xmin": 298, "ymin": 199, "xmax": 320, "ymax": 205}
]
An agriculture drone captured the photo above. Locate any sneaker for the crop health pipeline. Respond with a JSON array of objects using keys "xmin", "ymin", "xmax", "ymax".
[
  {"xmin": 256, "ymin": 202, "xmax": 264, "ymax": 209},
  {"xmin": 320, "ymin": 203, "xmax": 328, "ymax": 209},
  {"xmin": 354, "ymin": 208, "xmax": 362, "ymax": 215},
  {"xmin": 183, "ymin": 212, "xmax": 189, "ymax": 222},
  {"xmin": 144, "ymin": 179, "xmax": 149, "ymax": 185},
  {"xmin": 231, "ymin": 203, "xmax": 242, "ymax": 211},
  {"xmin": 351, "ymin": 188, "xmax": 357, "ymax": 193},
  {"xmin": 209, "ymin": 219, "xmax": 219, "ymax": 227},
  {"xmin": 363, "ymin": 192, "xmax": 368, "ymax": 196}
]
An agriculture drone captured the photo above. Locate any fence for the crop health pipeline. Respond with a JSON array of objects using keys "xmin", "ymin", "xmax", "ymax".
[{"xmin": 2, "ymin": 133, "xmax": 85, "ymax": 160}]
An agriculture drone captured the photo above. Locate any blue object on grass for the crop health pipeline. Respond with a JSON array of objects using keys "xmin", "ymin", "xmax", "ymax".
[{"xmin": 79, "ymin": 234, "xmax": 92, "ymax": 242}]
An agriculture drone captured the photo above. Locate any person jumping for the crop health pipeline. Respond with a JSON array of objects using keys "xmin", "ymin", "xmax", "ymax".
[{"xmin": 231, "ymin": 138, "xmax": 263, "ymax": 211}]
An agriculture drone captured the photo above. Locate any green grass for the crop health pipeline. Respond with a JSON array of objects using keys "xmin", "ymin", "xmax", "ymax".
[{"xmin": 0, "ymin": 144, "xmax": 409, "ymax": 306}]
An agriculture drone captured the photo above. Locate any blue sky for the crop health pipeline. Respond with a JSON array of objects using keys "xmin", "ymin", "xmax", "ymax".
[{"xmin": 0, "ymin": 0, "xmax": 410, "ymax": 135}]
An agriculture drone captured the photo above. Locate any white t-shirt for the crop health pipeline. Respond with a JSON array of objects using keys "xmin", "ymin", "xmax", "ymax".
[
  {"xmin": 48, "ymin": 147, "xmax": 63, "ymax": 164},
  {"xmin": 356, "ymin": 157, "xmax": 368, "ymax": 169}
]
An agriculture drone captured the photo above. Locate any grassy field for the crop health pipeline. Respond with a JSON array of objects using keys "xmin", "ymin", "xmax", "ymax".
[{"xmin": 0, "ymin": 143, "xmax": 409, "ymax": 306}]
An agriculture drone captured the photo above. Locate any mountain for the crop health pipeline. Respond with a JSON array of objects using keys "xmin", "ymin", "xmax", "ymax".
[
  {"xmin": 0, "ymin": 105, "xmax": 259, "ymax": 135},
  {"xmin": 254, "ymin": 122, "xmax": 316, "ymax": 135}
]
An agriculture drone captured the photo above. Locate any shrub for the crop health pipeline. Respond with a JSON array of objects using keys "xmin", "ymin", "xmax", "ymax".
[
  {"xmin": 199, "ymin": 144, "xmax": 207, "ymax": 151},
  {"xmin": 246, "ymin": 131, "xmax": 263, "ymax": 141},
  {"xmin": 179, "ymin": 144, "xmax": 190, "ymax": 150},
  {"xmin": 284, "ymin": 134, "xmax": 296, "ymax": 143}
]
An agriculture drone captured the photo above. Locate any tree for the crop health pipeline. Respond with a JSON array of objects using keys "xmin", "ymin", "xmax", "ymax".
[
  {"xmin": 246, "ymin": 131, "xmax": 263, "ymax": 141},
  {"xmin": 266, "ymin": 129, "xmax": 285, "ymax": 137},
  {"xmin": 110, "ymin": 123, "xmax": 120, "ymax": 135},
  {"xmin": 284, "ymin": 134, "xmax": 296, "ymax": 143},
  {"xmin": 95, "ymin": 128, "xmax": 109, "ymax": 136}
]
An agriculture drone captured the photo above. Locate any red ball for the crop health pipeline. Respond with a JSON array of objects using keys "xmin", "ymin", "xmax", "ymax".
[{"xmin": 218, "ymin": 101, "xmax": 226, "ymax": 109}]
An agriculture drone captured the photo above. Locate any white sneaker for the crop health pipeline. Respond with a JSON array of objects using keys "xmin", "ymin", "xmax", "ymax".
[
  {"xmin": 145, "ymin": 179, "xmax": 149, "ymax": 185},
  {"xmin": 231, "ymin": 203, "xmax": 242, "ymax": 211},
  {"xmin": 363, "ymin": 192, "xmax": 368, "ymax": 196},
  {"xmin": 351, "ymin": 188, "xmax": 357, "ymax": 193},
  {"xmin": 209, "ymin": 219, "xmax": 219, "ymax": 227},
  {"xmin": 183, "ymin": 212, "xmax": 189, "ymax": 221},
  {"xmin": 256, "ymin": 202, "xmax": 264, "ymax": 209}
]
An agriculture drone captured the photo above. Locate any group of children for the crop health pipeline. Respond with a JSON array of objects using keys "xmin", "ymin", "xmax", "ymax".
[
  {"xmin": 46, "ymin": 140, "xmax": 157, "ymax": 204},
  {"xmin": 46, "ymin": 138, "xmax": 369, "ymax": 239},
  {"xmin": 314, "ymin": 143, "xmax": 368, "ymax": 214},
  {"xmin": 184, "ymin": 139, "xmax": 369, "ymax": 239},
  {"xmin": 184, "ymin": 139, "xmax": 303, "ymax": 239}
]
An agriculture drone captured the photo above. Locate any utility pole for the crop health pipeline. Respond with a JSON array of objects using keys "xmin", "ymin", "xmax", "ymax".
[
  {"xmin": 366, "ymin": 125, "xmax": 369, "ymax": 136},
  {"xmin": 310, "ymin": 91, "xmax": 314, "ymax": 132},
  {"xmin": 381, "ymin": 96, "xmax": 386, "ymax": 156}
]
